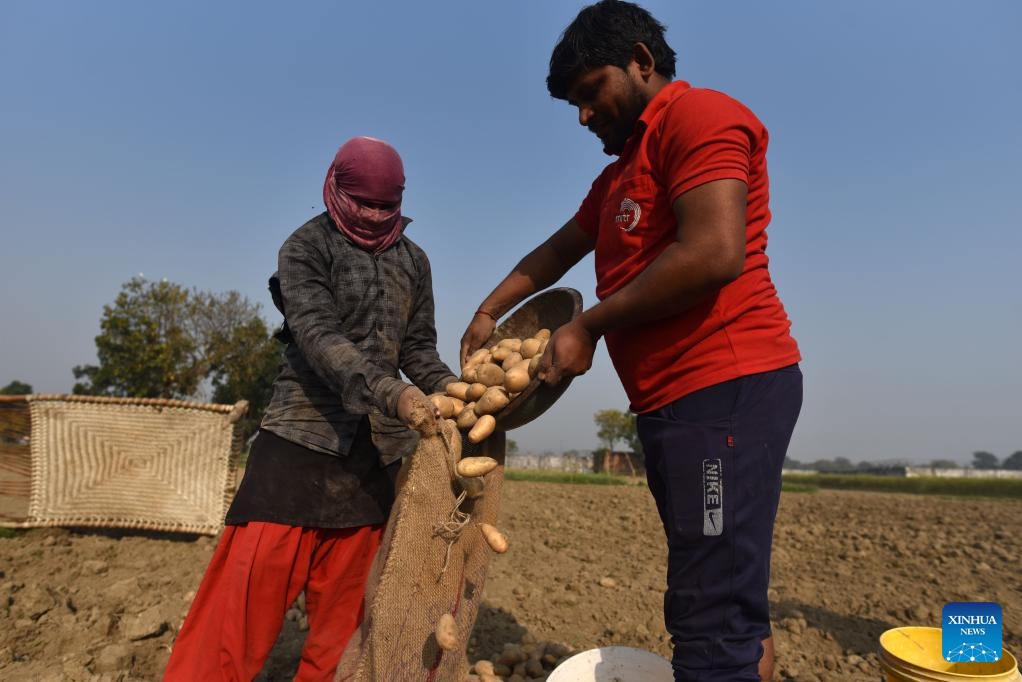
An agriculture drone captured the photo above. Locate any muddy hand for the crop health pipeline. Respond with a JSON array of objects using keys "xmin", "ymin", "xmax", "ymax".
[{"xmin": 397, "ymin": 385, "xmax": 440, "ymax": 436}]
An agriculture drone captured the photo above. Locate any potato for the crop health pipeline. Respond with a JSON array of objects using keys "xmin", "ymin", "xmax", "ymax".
[
  {"xmin": 478, "ymin": 523, "xmax": 509, "ymax": 553},
  {"xmin": 491, "ymin": 345, "xmax": 513, "ymax": 362},
  {"xmin": 504, "ymin": 360, "xmax": 532, "ymax": 393},
  {"xmin": 466, "ymin": 382, "xmax": 488, "ymax": 402},
  {"xmin": 474, "ymin": 387, "xmax": 509, "ymax": 415},
  {"xmin": 474, "ymin": 363, "xmax": 505, "ymax": 387},
  {"xmin": 449, "ymin": 397, "xmax": 466, "ymax": 414},
  {"xmin": 456, "ymin": 403, "xmax": 479, "ymax": 429},
  {"xmin": 497, "ymin": 338, "xmax": 523, "ymax": 353},
  {"xmin": 534, "ymin": 328, "xmax": 551, "ymax": 341},
  {"xmin": 474, "ymin": 660, "xmax": 496, "ymax": 676},
  {"xmin": 528, "ymin": 354, "xmax": 541, "ymax": 376},
  {"xmin": 461, "ymin": 365, "xmax": 479, "ymax": 383},
  {"xmin": 501, "ymin": 351, "xmax": 523, "ymax": 372},
  {"xmin": 457, "ymin": 455, "xmax": 498, "ymax": 478},
  {"xmin": 429, "ymin": 394, "xmax": 456, "ymax": 419},
  {"xmin": 519, "ymin": 337, "xmax": 542, "ymax": 359},
  {"xmin": 446, "ymin": 381, "xmax": 470, "ymax": 402},
  {"xmin": 468, "ymin": 414, "xmax": 497, "ymax": 443},
  {"xmin": 458, "ymin": 475, "xmax": 485, "ymax": 499},
  {"xmin": 464, "ymin": 348, "xmax": 491, "ymax": 369},
  {"xmin": 435, "ymin": 612, "xmax": 458, "ymax": 651}
]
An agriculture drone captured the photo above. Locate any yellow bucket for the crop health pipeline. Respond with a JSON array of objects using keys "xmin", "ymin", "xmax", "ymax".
[{"xmin": 880, "ymin": 627, "xmax": 1021, "ymax": 682}]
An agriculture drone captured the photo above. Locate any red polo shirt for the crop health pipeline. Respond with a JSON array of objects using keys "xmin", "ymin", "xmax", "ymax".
[{"xmin": 575, "ymin": 81, "xmax": 801, "ymax": 413}]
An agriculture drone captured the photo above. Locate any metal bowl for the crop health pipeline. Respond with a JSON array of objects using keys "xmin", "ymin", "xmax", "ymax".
[{"xmin": 485, "ymin": 287, "xmax": 583, "ymax": 431}]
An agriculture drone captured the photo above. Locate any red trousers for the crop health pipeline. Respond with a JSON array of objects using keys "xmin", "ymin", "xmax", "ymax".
[{"xmin": 163, "ymin": 522, "xmax": 382, "ymax": 682}]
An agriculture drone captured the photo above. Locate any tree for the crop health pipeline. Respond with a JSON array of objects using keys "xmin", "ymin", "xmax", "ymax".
[
  {"xmin": 0, "ymin": 380, "xmax": 33, "ymax": 395},
  {"xmin": 73, "ymin": 278, "xmax": 199, "ymax": 398},
  {"xmin": 929, "ymin": 459, "xmax": 959, "ymax": 469},
  {"xmin": 971, "ymin": 451, "xmax": 999, "ymax": 470},
  {"xmin": 811, "ymin": 457, "xmax": 855, "ymax": 473},
  {"xmin": 594, "ymin": 408, "xmax": 639, "ymax": 476},
  {"xmin": 1002, "ymin": 451, "xmax": 1022, "ymax": 471},
  {"xmin": 594, "ymin": 409, "xmax": 633, "ymax": 452},
  {"xmin": 929, "ymin": 459, "xmax": 958, "ymax": 469},
  {"xmin": 506, "ymin": 439, "xmax": 519, "ymax": 455},
  {"xmin": 207, "ymin": 313, "xmax": 282, "ymax": 441},
  {"xmin": 73, "ymin": 277, "xmax": 280, "ymax": 439},
  {"xmin": 783, "ymin": 455, "xmax": 805, "ymax": 470}
]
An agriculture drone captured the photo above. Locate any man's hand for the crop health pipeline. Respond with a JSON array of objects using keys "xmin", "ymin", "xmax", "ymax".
[
  {"xmin": 460, "ymin": 312, "xmax": 497, "ymax": 368},
  {"xmin": 536, "ymin": 319, "xmax": 597, "ymax": 386},
  {"xmin": 397, "ymin": 385, "xmax": 440, "ymax": 436}
]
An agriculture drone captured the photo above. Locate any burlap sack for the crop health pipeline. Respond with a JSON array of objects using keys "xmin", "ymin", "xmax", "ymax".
[{"xmin": 335, "ymin": 418, "xmax": 505, "ymax": 682}]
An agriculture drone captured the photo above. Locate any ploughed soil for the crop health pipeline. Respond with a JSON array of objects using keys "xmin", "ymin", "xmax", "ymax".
[{"xmin": 1, "ymin": 482, "xmax": 1019, "ymax": 681}]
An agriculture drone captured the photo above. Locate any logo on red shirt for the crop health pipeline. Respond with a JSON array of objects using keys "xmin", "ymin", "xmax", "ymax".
[{"xmin": 615, "ymin": 198, "xmax": 641, "ymax": 232}]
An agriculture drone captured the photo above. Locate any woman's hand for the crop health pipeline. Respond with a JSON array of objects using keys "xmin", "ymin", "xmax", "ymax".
[{"xmin": 397, "ymin": 385, "xmax": 439, "ymax": 436}]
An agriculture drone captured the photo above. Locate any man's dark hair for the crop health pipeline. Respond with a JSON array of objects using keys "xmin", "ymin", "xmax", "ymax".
[{"xmin": 547, "ymin": 0, "xmax": 677, "ymax": 100}]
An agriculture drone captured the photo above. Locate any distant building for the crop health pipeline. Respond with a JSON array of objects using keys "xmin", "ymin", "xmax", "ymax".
[
  {"xmin": 905, "ymin": 466, "xmax": 1022, "ymax": 480},
  {"xmin": 505, "ymin": 451, "xmax": 592, "ymax": 474}
]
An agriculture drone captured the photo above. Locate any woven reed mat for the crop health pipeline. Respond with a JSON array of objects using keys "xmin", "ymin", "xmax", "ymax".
[
  {"xmin": 335, "ymin": 417, "xmax": 506, "ymax": 682},
  {"xmin": 0, "ymin": 395, "xmax": 246, "ymax": 535},
  {"xmin": 0, "ymin": 399, "xmax": 32, "ymax": 522}
]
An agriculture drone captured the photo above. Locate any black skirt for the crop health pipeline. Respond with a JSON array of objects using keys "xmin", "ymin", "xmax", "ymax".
[{"xmin": 225, "ymin": 424, "xmax": 400, "ymax": 529}]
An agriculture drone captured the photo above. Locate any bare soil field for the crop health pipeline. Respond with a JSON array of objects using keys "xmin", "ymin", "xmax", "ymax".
[{"xmin": 1, "ymin": 482, "xmax": 1019, "ymax": 681}]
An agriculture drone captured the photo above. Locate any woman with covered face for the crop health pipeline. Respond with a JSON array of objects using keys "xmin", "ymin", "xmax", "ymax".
[{"xmin": 164, "ymin": 137, "xmax": 456, "ymax": 681}]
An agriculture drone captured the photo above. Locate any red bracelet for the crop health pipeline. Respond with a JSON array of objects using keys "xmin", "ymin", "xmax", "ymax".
[{"xmin": 474, "ymin": 308, "xmax": 498, "ymax": 321}]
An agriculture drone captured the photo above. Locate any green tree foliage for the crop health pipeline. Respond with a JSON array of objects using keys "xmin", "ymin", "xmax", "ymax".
[
  {"xmin": 506, "ymin": 438, "xmax": 519, "ymax": 455},
  {"xmin": 73, "ymin": 278, "xmax": 198, "ymax": 398},
  {"xmin": 593, "ymin": 408, "xmax": 634, "ymax": 452},
  {"xmin": 1002, "ymin": 451, "xmax": 1022, "ymax": 471},
  {"xmin": 73, "ymin": 277, "xmax": 281, "ymax": 439},
  {"xmin": 971, "ymin": 451, "xmax": 999, "ymax": 470},
  {"xmin": 594, "ymin": 408, "xmax": 641, "ymax": 476},
  {"xmin": 206, "ymin": 310, "xmax": 282, "ymax": 441},
  {"xmin": 0, "ymin": 380, "xmax": 33, "ymax": 395}
]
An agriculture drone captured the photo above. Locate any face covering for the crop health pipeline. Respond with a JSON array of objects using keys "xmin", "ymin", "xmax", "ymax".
[{"xmin": 323, "ymin": 136, "xmax": 407, "ymax": 253}]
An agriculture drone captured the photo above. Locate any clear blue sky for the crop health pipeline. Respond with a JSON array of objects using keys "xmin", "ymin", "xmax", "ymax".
[{"xmin": 2, "ymin": 1, "xmax": 1020, "ymax": 465}]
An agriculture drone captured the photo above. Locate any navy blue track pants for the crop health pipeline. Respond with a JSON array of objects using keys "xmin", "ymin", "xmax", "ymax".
[{"xmin": 637, "ymin": 364, "xmax": 803, "ymax": 681}]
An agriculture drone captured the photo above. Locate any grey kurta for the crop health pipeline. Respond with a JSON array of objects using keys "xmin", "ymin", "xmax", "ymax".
[{"xmin": 229, "ymin": 212, "xmax": 455, "ymax": 528}]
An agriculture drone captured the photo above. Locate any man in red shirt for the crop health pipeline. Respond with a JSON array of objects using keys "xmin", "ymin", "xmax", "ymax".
[{"xmin": 461, "ymin": 2, "xmax": 802, "ymax": 680}]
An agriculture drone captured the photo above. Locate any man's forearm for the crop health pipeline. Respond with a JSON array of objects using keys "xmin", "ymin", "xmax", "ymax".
[
  {"xmin": 479, "ymin": 222, "xmax": 592, "ymax": 318},
  {"xmin": 478, "ymin": 247, "xmax": 563, "ymax": 317}
]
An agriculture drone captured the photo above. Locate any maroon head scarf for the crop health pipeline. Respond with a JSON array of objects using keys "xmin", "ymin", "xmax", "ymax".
[{"xmin": 323, "ymin": 137, "xmax": 408, "ymax": 253}]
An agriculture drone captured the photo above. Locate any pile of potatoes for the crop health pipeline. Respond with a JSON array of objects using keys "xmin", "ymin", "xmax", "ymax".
[{"xmin": 430, "ymin": 329, "xmax": 551, "ymax": 445}]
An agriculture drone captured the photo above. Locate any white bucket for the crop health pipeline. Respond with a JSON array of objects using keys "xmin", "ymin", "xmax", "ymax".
[{"xmin": 547, "ymin": 646, "xmax": 674, "ymax": 682}]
